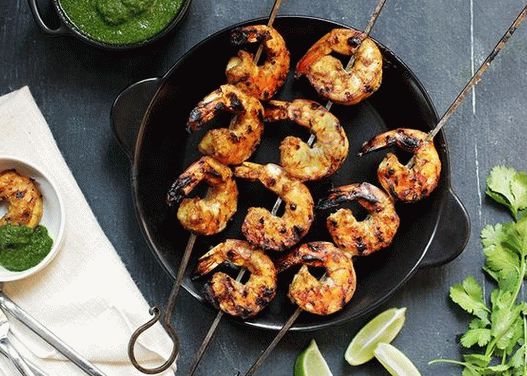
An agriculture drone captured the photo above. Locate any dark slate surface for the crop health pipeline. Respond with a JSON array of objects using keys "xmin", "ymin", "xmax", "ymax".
[{"xmin": 1, "ymin": 0, "xmax": 526, "ymax": 375}]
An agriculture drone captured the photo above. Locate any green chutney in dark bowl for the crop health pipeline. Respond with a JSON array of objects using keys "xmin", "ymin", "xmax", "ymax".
[
  {"xmin": 28, "ymin": 0, "xmax": 191, "ymax": 50},
  {"xmin": 59, "ymin": 0, "xmax": 183, "ymax": 45}
]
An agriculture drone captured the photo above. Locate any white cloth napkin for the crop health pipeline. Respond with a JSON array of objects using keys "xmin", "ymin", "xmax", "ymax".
[{"xmin": 0, "ymin": 87, "xmax": 177, "ymax": 375}]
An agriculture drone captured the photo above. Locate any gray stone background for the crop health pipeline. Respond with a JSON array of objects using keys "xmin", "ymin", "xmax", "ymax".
[{"xmin": 1, "ymin": 0, "xmax": 526, "ymax": 374}]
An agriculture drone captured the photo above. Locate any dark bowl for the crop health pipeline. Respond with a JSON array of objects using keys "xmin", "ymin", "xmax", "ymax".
[{"xmin": 27, "ymin": 0, "xmax": 192, "ymax": 50}]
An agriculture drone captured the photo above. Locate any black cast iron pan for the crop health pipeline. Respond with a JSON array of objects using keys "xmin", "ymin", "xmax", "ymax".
[{"xmin": 111, "ymin": 16, "xmax": 470, "ymax": 331}]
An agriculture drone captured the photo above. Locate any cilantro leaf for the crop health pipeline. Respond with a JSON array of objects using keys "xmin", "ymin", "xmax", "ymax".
[
  {"xmin": 481, "ymin": 223, "xmax": 512, "ymax": 250},
  {"xmin": 486, "ymin": 166, "xmax": 527, "ymax": 219},
  {"xmin": 496, "ymin": 314, "xmax": 523, "ymax": 352},
  {"xmin": 460, "ymin": 328, "xmax": 491, "ymax": 348},
  {"xmin": 463, "ymin": 353, "xmax": 490, "ymax": 368},
  {"xmin": 510, "ymin": 172, "xmax": 527, "ymax": 214},
  {"xmin": 486, "ymin": 166, "xmax": 516, "ymax": 208},
  {"xmin": 484, "ymin": 243, "xmax": 520, "ymax": 291},
  {"xmin": 482, "ymin": 222, "xmax": 524, "ymax": 291},
  {"xmin": 486, "ymin": 364, "xmax": 511, "ymax": 373},
  {"xmin": 491, "ymin": 302, "xmax": 523, "ymax": 351},
  {"xmin": 512, "ymin": 215, "xmax": 527, "ymax": 257},
  {"xmin": 468, "ymin": 318, "xmax": 488, "ymax": 330},
  {"xmin": 450, "ymin": 277, "xmax": 489, "ymax": 323},
  {"xmin": 490, "ymin": 289, "xmax": 514, "ymax": 311},
  {"xmin": 509, "ymin": 344, "xmax": 525, "ymax": 369},
  {"xmin": 462, "ymin": 366, "xmax": 480, "ymax": 376}
]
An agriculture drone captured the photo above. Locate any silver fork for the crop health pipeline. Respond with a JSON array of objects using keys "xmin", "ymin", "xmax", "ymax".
[{"xmin": 0, "ymin": 309, "xmax": 36, "ymax": 376}]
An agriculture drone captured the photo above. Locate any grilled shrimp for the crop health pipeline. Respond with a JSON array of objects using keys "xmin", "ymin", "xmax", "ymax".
[
  {"xmin": 359, "ymin": 128, "xmax": 441, "ymax": 202},
  {"xmin": 234, "ymin": 162, "xmax": 314, "ymax": 251},
  {"xmin": 0, "ymin": 170, "xmax": 43, "ymax": 228},
  {"xmin": 277, "ymin": 242, "xmax": 356, "ymax": 315},
  {"xmin": 317, "ymin": 182, "xmax": 399, "ymax": 256},
  {"xmin": 296, "ymin": 28, "xmax": 383, "ymax": 105},
  {"xmin": 226, "ymin": 25, "xmax": 290, "ymax": 101},
  {"xmin": 265, "ymin": 99, "xmax": 349, "ymax": 181},
  {"xmin": 194, "ymin": 239, "xmax": 277, "ymax": 318},
  {"xmin": 166, "ymin": 156, "xmax": 238, "ymax": 236},
  {"xmin": 187, "ymin": 84, "xmax": 264, "ymax": 165}
]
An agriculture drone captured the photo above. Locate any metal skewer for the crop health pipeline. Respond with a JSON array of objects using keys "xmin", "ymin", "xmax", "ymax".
[
  {"xmin": 426, "ymin": 4, "xmax": 527, "ymax": 141},
  {"xmin": 244, "ymin": 4, "xmax": 527, "ymax": 376},
  {"xmin": 128, "ymin": 234, "xmax": 196, "ymax": 374},
  {"xmin": 187, "ymin": 2, "xmax": 284, "ymax": 375},
  {"xmin": 254, "ymin": 0, "xmax": 283, "ymax": 63}
]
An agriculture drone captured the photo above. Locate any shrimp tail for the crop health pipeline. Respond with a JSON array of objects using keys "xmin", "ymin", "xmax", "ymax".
[
  {"xmin": 230, "ymin": 26, "xmax": 271, "ymax": 46},
  {"xmin": 166, "ymin": 176, "xmax": 193, "ymax": 206},
  {"xmin": 186, "ymin": 107, "xmax": 210, "ymax": 131},
  {"xmin": 233, "ymin": 162, "xmax": 262, "ymax": 180},
  {"xmin": 295, "ymin": 46, "xmax": 324, "ymax": 78},
  {"xmin": 202, "ymin": 282, "xmax": 220, "ymax": 310},
  {"xmin": 263, "ymin": 100, "xmax": 290, "ymax": 122},
  {"xmin": 317, "ymin": 183, "xmax": 380, "ymax": 210},
  {"xmin": 276, "ymin": 244, "xmax": 325, "ymax": 272},
  {"xmin": 359, "ymin": 129, "xmax": 423, "ymax": 156},
  {"xmin": 301, "ymin": 253, "xmax": 324, "ymax": 263},
  {"xmin": 186, "ymin": 87, "xmax": 245, "ymax": 132},
  {"xmin": 276, "ymin": 253, "xmax": 297, "ymax": 273},
  {"xmin": 358, "ymin": 135, "xmax": 391, "ymax": 156},
  {"xmin": 316, "ymin": 193, "xmax": 351, "ymax": 210},
  {"xmin": 187, "ymin": 98, "xmax": 225, "ymax": 131},
  {"xmin": 194, "ymin": 252, "xmax": 218, "ymax": 276}
]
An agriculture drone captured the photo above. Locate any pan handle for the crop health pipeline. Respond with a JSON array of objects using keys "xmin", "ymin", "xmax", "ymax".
[
  {"xmin": 27, "ymin": 0, "xmax": 69, "ymax": 36},
  {"xmin": 419, "ymin": 188, "xmax": 470, "ymax": 268},
  {"xmin": 111, "ymin": 78, "xmax": 161, "ymax": 161}
]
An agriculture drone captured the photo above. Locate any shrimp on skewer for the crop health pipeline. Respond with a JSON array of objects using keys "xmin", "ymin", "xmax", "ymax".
[
  {"xmin": 317, "ymin": 182, "xmax": 399, "ymax": 256},
  {"xmin": 264, "ymin": 99, "xmax": 349, "ymax": 181},
  {"xmin": 226, "ymin": 25, "xmax": 290, "ymax": 101},
  {"xmin": 187, "ymin": 84, "xmax": 264, "ymax": 166},
  {"xmin": 359, "ymin": 128, "xmax": 441, "ymax": 202},
  {"xmin": 167, "ymin": 156, "xmax": 238, "ymax": 236},
  {"xmin": 296, "ymin": 28, "xmax": 383, "ymax": 105},
  {"xmin": 234, "ymin": 162, "xmax": 314, "ymax": 252},
  {"xmin": 194, "ymin": 239, "xmax": 277, "ymax": 319},
  {"xmin": 277, "ymin": 242, "xmax": 356, "ymax": 316},
  {"xmin": 0, "ymin": 170, "xmax": 43, "ymax": 228}
]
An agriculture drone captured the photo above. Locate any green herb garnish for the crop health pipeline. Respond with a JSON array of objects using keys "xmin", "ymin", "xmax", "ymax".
[
  {"xmin": 430, "ymin": 166, "xmax": 527, "ymax": 375},
  {"xmin": 486, "ymin": 166, "xmax": 527, "ymax": 220}
]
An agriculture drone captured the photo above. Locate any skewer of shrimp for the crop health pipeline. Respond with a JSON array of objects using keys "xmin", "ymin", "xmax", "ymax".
[
  {"xmin": 240, "ymin": 1, "xmax": 390, "ymax": 375},
  {"xmin": 243, "ymin": 5, "xmax": 527, "ymax": 376},
  {"xmin": 185, "ymin": 1, "xmax": 287, "ymax": 375},
  {"xmin": 127, "ymin": 2, "xmax": 286, "ymax": 373},
  {"xmin": 359, "ymin": 4, "xmax": 527, "ymax": 203},
  {"xmin": 128, "ymin": 156, "xmax": 238, "ymax": 374},
  {"xmin": 295, "ymin": 3, "xmax": 386, "ymax": 106}
]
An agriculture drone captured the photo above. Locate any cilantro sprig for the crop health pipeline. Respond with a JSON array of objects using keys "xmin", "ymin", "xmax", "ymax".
[
  {"xmin": 430, "ymin": 166, "xmax": 527, "ymax": 376},
  {"xmin": 486, "ymin": 166, "xmax": 527, "ymax": 220}
]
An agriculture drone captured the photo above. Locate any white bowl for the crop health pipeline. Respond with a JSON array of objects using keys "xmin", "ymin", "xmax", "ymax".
[{"xmin": 0, "ymin": 156, "xmax": 65, "ymax": 281}]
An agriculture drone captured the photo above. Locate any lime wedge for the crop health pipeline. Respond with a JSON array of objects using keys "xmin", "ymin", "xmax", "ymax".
[
  {"xmin": 374, "ymin": 343, "xmax": 421, "ymax": 376},
  {"xmin": 294, "ymin": 339, "xmax": 333, "ymax": 376},
  {"xmin": 345, "ymin": 307, "xmax": 406, "ymax": 365}
]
